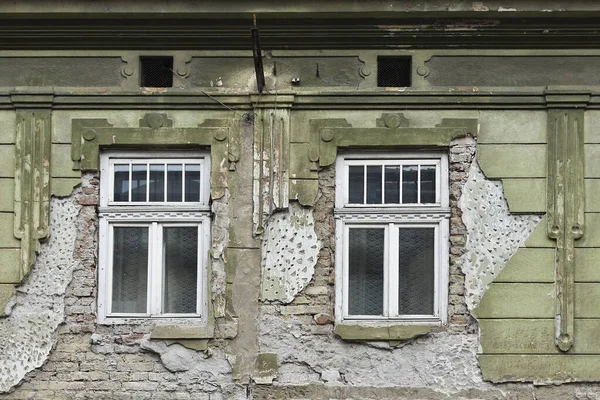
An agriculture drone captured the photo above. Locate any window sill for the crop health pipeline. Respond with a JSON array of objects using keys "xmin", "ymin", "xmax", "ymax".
[
  {"xmin": 150, "ymin": 324, "xmax": 215, "ymax": 340},
  {"xmin": 333, "ymin": 322, "xmax": 437, "ymax": 341}
]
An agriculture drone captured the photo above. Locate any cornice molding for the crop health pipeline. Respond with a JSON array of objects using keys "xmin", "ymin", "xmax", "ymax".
[
  {"xmin": 2, "ymin": 15, "xmax": 600, "ymax": 49},
  {"xmin": 3, "ymin": 89, "xmax": 600, "ymax": 110}
]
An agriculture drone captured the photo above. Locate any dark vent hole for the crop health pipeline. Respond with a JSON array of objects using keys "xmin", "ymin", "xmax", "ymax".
[
  {"xmin": 377, "ymin": 56, "xmax": 412, "ymax": 87},
  {"xmin": 140, "ymin": 56, "xmax": 173, "ymax": 88}
]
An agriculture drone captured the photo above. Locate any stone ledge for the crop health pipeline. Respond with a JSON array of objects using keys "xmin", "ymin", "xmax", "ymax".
[
  {"xmin": 333, "ymin": 323, "xmax": 435, "ymax": 341},
  {"xmin": 150, "ymin": 324, "xmax": 214, "ymax": 340}
]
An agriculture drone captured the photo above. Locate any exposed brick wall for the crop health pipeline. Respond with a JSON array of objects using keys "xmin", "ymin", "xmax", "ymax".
[
  {"xmin": 2, "ymin": 138, "xmax": 486, "ymax": 399},
  {"xmin": 2, "ymin": 173, "xmax": 232, "ymax": 400},
  {"xmin": 278, "ymin": 139, "xmax": 478, "ymax": 333},
  {"xmin": 447, "ymin": 136, "xmax": 478, "ymax": 332}
]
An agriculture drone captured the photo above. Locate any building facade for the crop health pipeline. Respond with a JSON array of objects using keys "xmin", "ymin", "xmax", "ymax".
[{"xmin": 1, "ymin": 1, "xmax": 600, "ymax": 399}]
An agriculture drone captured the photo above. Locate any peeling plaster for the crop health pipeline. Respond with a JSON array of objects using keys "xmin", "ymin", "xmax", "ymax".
[
  {"xmin": 458, "ymin": 160, "xmax": 541, "ymax": 310},
  {"xmin": 211, "ymin": 190, "xmax": 229, "ymax": 318},
  {"xmin": 140, "ymin": 339, "xmax": 239, "ymax": 395},
  {"xmin": 259, "ymin": 312, "xmax": 494, "ymax": 394},
  {"xmin": 260, "ymin": 203, "xmax": 320, "ymax": 303},
  {"xmin": 0, "ymin": 196, "xmax": 81, "ymax": 392}
]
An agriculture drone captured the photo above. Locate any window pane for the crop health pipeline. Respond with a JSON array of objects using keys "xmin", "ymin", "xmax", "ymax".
[
  {"xmin": 420, "ymin": 165, "xmax": 436, "ymax": 203},
  {"xmin": 163, "ymin": 227, "xmax": 198, "ymax": 314},
  {"xmin": 402, "ymin": 165, "xmax": 418, "ymax": 203},
  {"xmin": 149, "ymin": 164, "xmax": 165, "ymax": 202},
  {"xmin": 398, "ymin": 228, "xmax": 435, "ymax": 315},
  {"xmin": 113, "ymin": 164, "xmax": 129, "ymax": 202},
  {"xmin": 112, "ymin": 227, "xmax": 148, "ymax": 314},
  {"xmin": 348, "ymin": 228, "xmax": 384, "ymax": 316},
  {"xmin": 185, "ymin": 164, "xmax": 201, "ymax": 202},
  {"xmin": 366, "ymin": 165, "xmax": 382, "ymax": 204},
  {"xmin": 384, "ymin": 165, "xmax": 400, "ymax": 204},
  {"xmin": 167, "ymin": 164, "xmax": 183, "ymax": 202},
  {"xmin": 131, "ymin": 164, "xmax": 147, "ymax": 202},
  {"xmin": 348, "ymin": 165, "xmax": 364, "ymax": 204}
]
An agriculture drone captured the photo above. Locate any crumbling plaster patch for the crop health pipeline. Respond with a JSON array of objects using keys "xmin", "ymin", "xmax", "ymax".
[
  {"xmin": 258, "ymin": 312, "xmax": 494, "ymax": 394},
  {"xmin": 260, "ymin": 203, "xmax": 321, "ymax": 303},
  {"xmin": 211, "ymin": 190, "xmax": 230, "ymax": 318},
  {"xmin": 0, "ymin": 196, "xmax": 81, "ymax": 393},
  {"xmin": 458, "ymin": 160, "xmax": 541, "ymax": 310},
  {"xmin": 139, "ymin": 339, "xmax": 246, "ymax": 398}
]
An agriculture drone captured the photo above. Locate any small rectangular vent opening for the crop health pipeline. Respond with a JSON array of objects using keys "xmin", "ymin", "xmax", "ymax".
[
  {"xmin": 140, "ymin": 56, "xmax": 173, "ymax": 88},
  {"xmin": 377, "ymin": 56, "xmax": 412, "ymax": 87}
]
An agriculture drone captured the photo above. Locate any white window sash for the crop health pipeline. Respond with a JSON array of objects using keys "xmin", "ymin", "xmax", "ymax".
[
  {"xmin": 100, "ymin": 219, "xmax": 208, "ymax": 322},
  {"xmin": 100, "ymin": 151, "xmax": 210, "ymax": 207},
  {"xmin": 336, "ymin": 152, "xmax": 447, "ymax": 209},
  {"xmin": 341, "ymin": 221, "xmax": 443, "ymax": 321}
]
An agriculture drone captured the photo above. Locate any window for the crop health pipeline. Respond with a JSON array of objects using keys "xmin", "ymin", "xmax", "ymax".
[
  {"xmin": 335, "ymin": 153, "xmax": 449, "ymax": 324},
  {"xmin": 98, "ymin": 151, "xmax": 210, "ymax": 323}
]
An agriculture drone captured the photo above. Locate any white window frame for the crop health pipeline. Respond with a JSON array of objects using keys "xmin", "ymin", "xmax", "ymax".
[
  {"xmin": 97, "ymin": 150, "xmax": 211, "ymax": 324},
  {"xmin": 335, "ymin": 152, "xmax": 450, "ymax": 325}
]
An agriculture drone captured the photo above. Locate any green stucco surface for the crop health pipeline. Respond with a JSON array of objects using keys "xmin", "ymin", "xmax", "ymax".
[
  {"xmin": 575, "ymin": 214, "xmax": 600, "ymax": 247},
  {"xmin": 479, "ymin": 319, "xmax": 600, "ymax": 354},
  {"xmin": 0, "ymin": 180, "xmax": 14, "ymax": 212},
  {"xmin": 476, "ymin": 103, "xmax": 600, "ymax": 379},
  {"xmin": 0, "ymin": 249, "xmax": 20, "ymax": 284},
  {"xmin": 524, "ymin": 215, "xmax": 556, "ymax": 248},
  {"xmin": 0, "ymin": 214, "xmax": 19, "ymax": 248},
  {"xmin": 501, "ymin": 179, "xmax": 546, "ymax": 213},
  {"xmin": 477, "ymin": 144, "xmax": 546, "ymax": 179},
  {"xmin": 0, "ymin": 146, "xmax": 15, "ymax": 178},
  {"xmin": 493, "ymin": 248, "xmax": 555, "ymax": 283},
  {"xmin": 480, "ymin": 354, "xmax": 600, "ymax": 383}
]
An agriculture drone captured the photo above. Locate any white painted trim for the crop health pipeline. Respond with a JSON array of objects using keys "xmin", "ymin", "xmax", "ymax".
[
  {"xmin": 100, "ymin": 150, "xmax": 210, "ymax": 207},
  {"xmin": 388, "ymin": 223, "xmax": 399, "ymax": 317},
  {"xmin": 334, "ymin": 218, "xmax": 345, "ymax": 323}
]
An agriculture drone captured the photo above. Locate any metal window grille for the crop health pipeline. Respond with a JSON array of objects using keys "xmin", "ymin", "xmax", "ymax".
[
  {"xmin": 377, "ymin": 56, "xmax": 412, "ymax": 87},
  {"xmin": 140, "ymin": 56, "xmax": 173, "ymax": 87}
]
